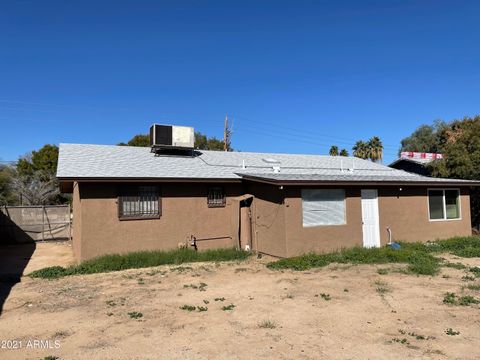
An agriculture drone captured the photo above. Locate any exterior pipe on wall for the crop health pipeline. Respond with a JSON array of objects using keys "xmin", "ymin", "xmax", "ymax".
[
  {"xmin": 387, "ymin": 227, "xmax": 392, "ymax": 245},
  {"xmin": 190, "ymin": 235, "xmax": 233, "ymax": 251}
]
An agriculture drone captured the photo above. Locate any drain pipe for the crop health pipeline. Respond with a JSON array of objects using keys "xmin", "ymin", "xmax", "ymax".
[{"xmin": 386, "ymin": 227, "xmax": 392, "ymax": 245}]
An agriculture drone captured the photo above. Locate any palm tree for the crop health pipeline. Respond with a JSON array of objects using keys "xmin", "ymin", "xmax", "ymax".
[
  {"xmin": 352, "ymin": 140, "xmax": 369, "ymax": 159},
  {"xmin": 368, "ymin": 136, "xmax": 383, "ymax": 163},
  {"xmin": 339, "ymin": 149, "xmax": 349, "ymax": 156},
  {"xmin": 329, "ymin": 145, "xmax": 339, "ymax": 156}
]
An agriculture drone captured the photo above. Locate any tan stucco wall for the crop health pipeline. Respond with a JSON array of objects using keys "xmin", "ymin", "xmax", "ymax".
[
  {"xmin": 283, "ymin": 186, "xmax": 472, "ymax": 257},
  {"xmin": 246, "ymin": 182, "xmax": 287, "ymax": 257},
  {"xmin": 378, "ymin": 187, "xmax": 472, "ymax": 243},
  {"xmin": 284, "ymin": 187, "xmax": 362, "ymax": 257},
  {"xmin": 72, "ymin": 181, "xmax": 473, "ymax": 261},
  {"xmin": 75, "ymin": 182, "xmax": 243, "ymax": 261},
  {"xmin": 72, "ymin": 182, "xmax": 82, "ymax": 260}
]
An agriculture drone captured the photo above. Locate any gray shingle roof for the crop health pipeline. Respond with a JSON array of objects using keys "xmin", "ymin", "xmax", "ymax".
[{"xmin": 57, "ymin": 143, "xmax": 479, "ymax": 185}]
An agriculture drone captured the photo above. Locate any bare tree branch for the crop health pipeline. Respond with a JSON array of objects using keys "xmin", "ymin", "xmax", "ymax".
[{"xmin": 10, "ymin": 171, "xmax": 60, "ymax": 205}]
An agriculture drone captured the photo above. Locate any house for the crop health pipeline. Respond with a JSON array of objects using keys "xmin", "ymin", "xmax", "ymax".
[
  {"xmin": 389, "ymin": 152, "xmax": 444, "ymax": 176},
  {"xmin": 57, "ymin": 128, "xmax": 479, "ymax": 262}
]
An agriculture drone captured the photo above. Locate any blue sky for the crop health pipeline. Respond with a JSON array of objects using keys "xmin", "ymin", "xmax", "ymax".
[{"xmin": 1, "ymin": 0, "xmax": 479, "ymax": 164}]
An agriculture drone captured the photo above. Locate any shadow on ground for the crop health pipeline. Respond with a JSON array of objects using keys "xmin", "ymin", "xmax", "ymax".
[
  {"xmin": 0, "ymin": 210, "xmax": 37, "ymax": 316},
  {"xmin": 0, "ymin": 243, "xmax": 36, "ymax": 316}
]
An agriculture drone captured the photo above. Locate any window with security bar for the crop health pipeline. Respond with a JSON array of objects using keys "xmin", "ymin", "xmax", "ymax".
[
  {"xmin": 207, "ymin": 187, "xmax": 226, "ymax": 208},
  {"xmin": 118, "ymin": 185, "xmax": 161, "ymax": 220}
]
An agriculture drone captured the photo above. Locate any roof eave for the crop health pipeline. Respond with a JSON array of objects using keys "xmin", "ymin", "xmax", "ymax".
[
  {"xmin": 58, "ymin": 176, "xmax": 242, "ymax": 183},
  {"xmin": 58, "ymin": 176, "xmax": 242, "ymax": 193},
  {"xmin": 240, "ymin": 175, "xmax": 480, "ymax": 187}
]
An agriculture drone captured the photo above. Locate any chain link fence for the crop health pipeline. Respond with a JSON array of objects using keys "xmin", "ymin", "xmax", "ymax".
[{"xmin": 0, "ymin": 205, "xmax": 71, "ymax": 244}]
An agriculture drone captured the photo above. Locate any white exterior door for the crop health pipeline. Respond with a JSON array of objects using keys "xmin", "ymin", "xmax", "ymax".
[{"xmin": 361, "ymin": 189, "xmax": 381, "ymax": 248}]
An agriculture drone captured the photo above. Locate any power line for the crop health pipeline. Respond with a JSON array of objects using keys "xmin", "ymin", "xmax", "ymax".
[
  {"xmin": 0, "ymin": 99, "xmax": 401, "ymax": 149},
  {"xmin": 0, "ymin": 99, "xmax": 403, "ymax": 154},
  {"xmin": 234, "ymin": 127, "xmax": 399, "ymax": 157},
  {"xmin": 235, "ymin": 124, "xmax": 399, "ymax": 153},
  {"xmin": 239, "ymin": 123, "xmax": 357, "ymax": 148},
  {"xmin": 233, "ymin": 114, "xmax": 400, "ymax": 149},
  {"xmin": 0, "ymin": 98, "xmax": 402, "ymax": 149}
]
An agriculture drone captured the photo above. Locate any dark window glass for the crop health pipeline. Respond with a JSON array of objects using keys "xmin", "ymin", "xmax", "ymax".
[
  {"xmin": 428, "ymin": 189, "xmax": 460, "ymax": 220},
  {"xmin": 428, "ymin": 190, "xmax": 444, "ymax": 220}
]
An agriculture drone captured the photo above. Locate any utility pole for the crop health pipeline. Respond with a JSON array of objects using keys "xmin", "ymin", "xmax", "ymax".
[{"xmin": 223, "ymin": 114, "xmax": 231, "ymax": 151}]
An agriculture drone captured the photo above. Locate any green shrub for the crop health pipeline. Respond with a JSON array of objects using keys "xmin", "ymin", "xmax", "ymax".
[
  {"xmin": 392, "ymin": 337, "xmax": 409, "ymax": 345},
  {"xmin": 127, "ymin": 311, "xmax": 143, "ymax": 319},
  {"xmin": 445, "ymin": 328, "xmax": 460, "ymax": 336},
  {"xmin": 258, "ymin": 320, "xmax": 277, "ymax": 329},
  {"xmin": 443, "ymin": 292, "xmax": 457, "ymax": 305},
  {"xmin": 268, "ymin": 236, "xmax": 480, "ymax": 275},
  {"xmin": 406, "ymin": 253, "xmax": 440, "ymax": 276},
  {"xmin": 443, "ymin": 262, "xmax": 467, "ymax": 270},
  {"xmin": 453, "ymin": 247, "xmax": 480, "ymax": 258},
  {"xmin": 407, "ymin": 332, "xmax": 426, "ymax": 340},
  {"xmin": 431, "ymin": 237, "xmax": 480, "ymax": 254},
  {"xmin": 268, "ymin": 245, "xmax": 440, "ymax": 275},
  {"xmin": 466, "ymin": 284, "xmax": 480, "ymax": 291},
  {"xmin": 469, "ymin": 267, "xmax": 480, "ymax": 277},
  {"xmin": 458, "ymin": 295, "xmax": 480, "ymax": 306},
  {"xmin": 29, "ymin": 248, "xmax": 250, "ymax": 279},
  {"xmin": 462, "ymin": 275, "xmax": 475, "ymax": 282},
  {"xmin": 29, "ymin": 266, "xmax": 67, "ymax": 279},
  {"xmin": 319, "ymin": 293, "xmax": 331, "ymax": 300},
  {"xmin": 442, "ymin": 292, "xmax": 480, "ymax": 306}
]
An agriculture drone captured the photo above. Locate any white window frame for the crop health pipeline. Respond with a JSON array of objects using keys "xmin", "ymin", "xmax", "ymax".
[
  {"xmin": 427, "ymin": 188, "xmax": 462, "ymax": 222},
  {"xmin": 301, "ymin": 189, "xmax": 347, "ymax": 227}
]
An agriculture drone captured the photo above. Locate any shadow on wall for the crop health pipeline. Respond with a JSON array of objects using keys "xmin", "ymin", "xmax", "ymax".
[
  {"xmin": 0, "ymin": 207, "xmax": 38, "ymax": 244},
  {"xmin": 78, "ymin": 181, "xmax": 244, "ymax": 200},
  {"xmin": 0, "ymin": 211, "xmax": 36, "ymax": 317}
]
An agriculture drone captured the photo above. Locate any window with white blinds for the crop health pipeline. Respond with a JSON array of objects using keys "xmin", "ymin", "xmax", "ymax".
[{"xmin": 301, "ymin": 189, "xmax": 346, "ymax": 227}]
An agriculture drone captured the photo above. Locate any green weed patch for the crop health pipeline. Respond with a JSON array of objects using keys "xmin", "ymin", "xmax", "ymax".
[
  {"xmin": 30, "ymin": 248, "xmax": 250, "ymax": 279},
  {"xmin": 267, "ymin": 237, "xmax": 480, "ymax": 276}
]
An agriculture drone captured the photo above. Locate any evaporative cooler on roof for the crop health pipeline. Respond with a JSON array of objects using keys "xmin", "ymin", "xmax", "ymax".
[{"xmin": 150, "ymin": 124, "xmax": 195, "ymax": 150}]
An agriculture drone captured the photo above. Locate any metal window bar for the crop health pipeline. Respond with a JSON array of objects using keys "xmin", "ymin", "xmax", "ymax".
[
  {"xmin": 120, "ymin": 186, "xmax": 160, "ymax": 218},
  {"xmin": 208, "ymin": 187, "xmax": 226, "ymax": 208}
]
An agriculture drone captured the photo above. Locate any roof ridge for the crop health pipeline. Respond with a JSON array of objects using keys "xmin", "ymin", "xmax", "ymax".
[{"xmin": 58, "ymin": 143, "xmax": 373, "ymax": 161}]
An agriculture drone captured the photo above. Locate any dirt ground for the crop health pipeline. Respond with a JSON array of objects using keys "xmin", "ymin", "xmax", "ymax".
[
  {"xmin": 1, "ymin": 254, "xmax": 480, "ymax": 360},
  {"xmin": 0, "ymin": 241, "xmax": 75, "ymax": 277}
]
